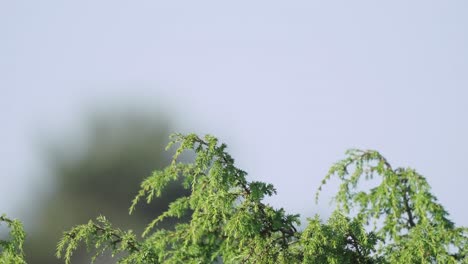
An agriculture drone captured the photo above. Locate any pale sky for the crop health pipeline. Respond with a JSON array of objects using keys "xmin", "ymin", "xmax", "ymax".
[{"xmin": 1, "ymin": 1, "xmax": 467, "ymax": 227}]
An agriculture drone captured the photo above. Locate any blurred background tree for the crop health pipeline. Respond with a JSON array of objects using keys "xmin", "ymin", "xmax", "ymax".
[{"xmin": 24, "ymin": 107, "xmax": 190, "ymax": 263}]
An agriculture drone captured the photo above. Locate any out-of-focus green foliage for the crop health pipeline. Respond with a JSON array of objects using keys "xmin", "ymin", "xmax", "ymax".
[
  {"xmin": 24, "ymin": 111, "xmax": 190, "ymax": 263},
  {"xmin": 3, "ymin": 133, "xmax": 467, "ymax": 263}
]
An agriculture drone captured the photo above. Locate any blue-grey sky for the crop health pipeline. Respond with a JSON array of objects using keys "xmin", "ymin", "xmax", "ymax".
[{"xmin": 1, "ymin": 1, "xmax": 467, "ymax": 226}]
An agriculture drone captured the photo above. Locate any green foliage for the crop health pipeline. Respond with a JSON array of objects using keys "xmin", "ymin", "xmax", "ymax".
[
  {"xmin": 0, "ymin": 214, "xmax": 26, "ymax": 264},
  {"xmin": 2, "ymin": 134, "xmax": 468, "ymax": 263},
  {"xmin": 55, "ymin": 215, "xmax": 139, "ymax": 264},
  {"xmin": 301, "ymin": 212, "xmax": 382, "ymax": 264},
  {"xmin": 317, "ymin": 149, "xmax": 468, "ymax": 263},
  {"xmin": 28, "ymin": 111, "xmax": 189, "ymax": 263}
]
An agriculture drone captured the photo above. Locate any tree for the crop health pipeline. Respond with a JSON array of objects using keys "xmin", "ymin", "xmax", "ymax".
[
  {"xmin": 2, "ymin": 133, "xmax": 467, "ymax": 263},
  {"xmin": 24, "ymin": 110, "xmax": 190, "ymax": 263}
]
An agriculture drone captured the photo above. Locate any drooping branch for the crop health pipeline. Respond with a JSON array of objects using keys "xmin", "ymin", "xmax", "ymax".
[
  {"xmin": 190, "ymin": 136, "xmax": 299, "ymax": 244},
  {"xmin": 57, "ymin": 216, "xmax": 142, "ymax": 264},
  {"xmin": 400, "ymin": 179, "xmax": 416, "ymax": 229}
]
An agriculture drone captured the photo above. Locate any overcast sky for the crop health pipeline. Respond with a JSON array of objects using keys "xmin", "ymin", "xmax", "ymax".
[{"xmin": 1, "ymin": 1, "xmax": 467, "ymax": 226}]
